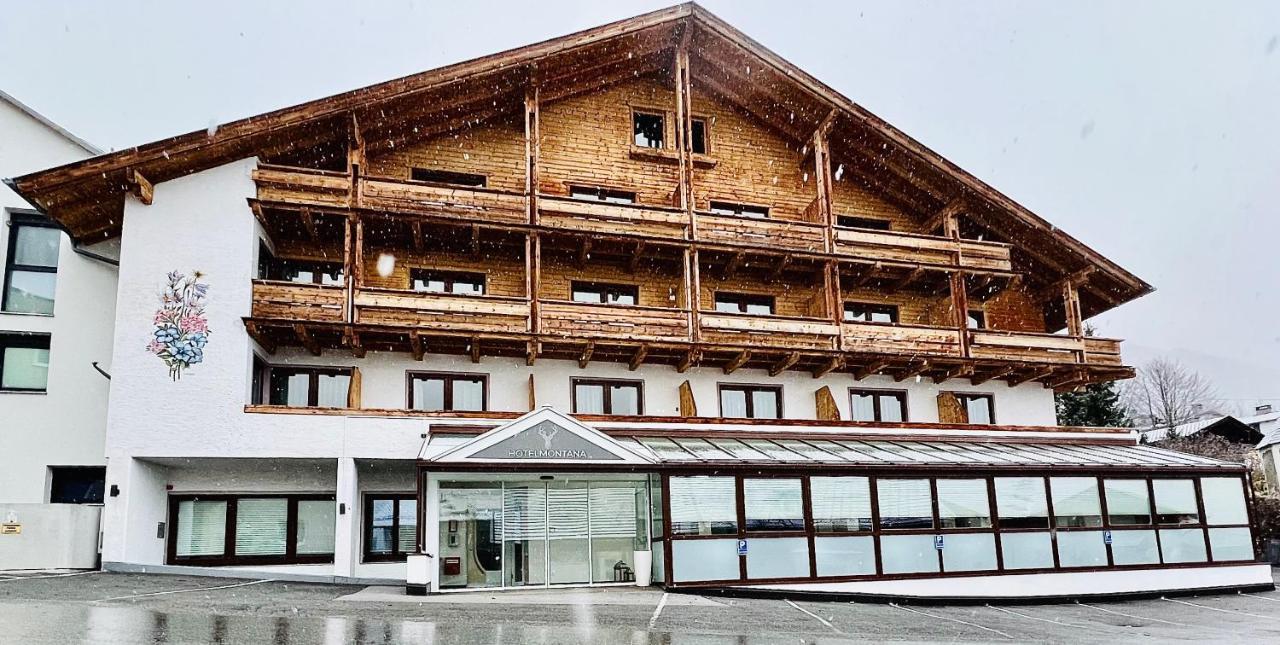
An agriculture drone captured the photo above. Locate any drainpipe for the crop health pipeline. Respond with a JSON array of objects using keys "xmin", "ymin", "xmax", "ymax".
[{"xmin": 2, "ymin": 177, "xmax": 120, "ymax": 267}]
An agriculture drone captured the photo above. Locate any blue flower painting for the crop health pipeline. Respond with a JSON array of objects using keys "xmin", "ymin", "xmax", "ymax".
[{"xmin": 146, "ymin": 270, "xmax": 211, "ymax": 380}]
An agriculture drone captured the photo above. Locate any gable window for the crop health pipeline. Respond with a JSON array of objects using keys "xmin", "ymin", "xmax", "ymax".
[
  {"xmin": 690, "ymin": 117, "xmax": 708, "ymax": 155},
  {"xmin": 257, "ymin": 242, "xmax": 343, "ymax": 286},
  {"xmin": 720, "ymin": 384, "xmax": 782, "ymax": 419},
  {"xmin": 3, "ymin": 213, "xmax": 60, "ymax": 314},
  {"xmin": 259, "ymin": 365, "xmax": 352, "ymax": 408},
  {"xmin": 410, "ymin": 168, "xmax": 487, "ymax": 187},
  {"xmin": 714, "ymin": 292, "xmax": 775, "ymax": 315},
  {"xmin": 0, "ymin": 333, "xmax": 50, "ymax": 392},
  {"xmin": 411, "ymin": 269, "xmax": 485, "ymax": 295},
  {"xmin": 569, "ymin": 185, "xmax": 637, "ymax": 204},
  {"xmin": 364, "ymin": 494, "xmax": 417, "ymax": 562},
  {"xmin": 844, "ymin": 302, "xmax": 899, "ymax": 324},
  {"xmin": 941, "ymin": 392, "xmax": 995, "ymax": 424},
  {"xmin": 966, "ymin": 309, "xmax": 986, "ymax": 329},
  {"xmin": 573, "ymin": 378, "xmax": 643, "ymax": 415},
  {"xmin": 408, "ymin": 372, "xmax": 486, "ymax": 411},
  {"xmin": 836, "ymin": 215, "xmax": 891, "ymax": 231},
  {"xmin": 708, "ymin": 201, "xmax": 769, "ymax": 219},
  {"xmin": 633, "ymin": 111, "xmax": 665, "ymax": 149},
  {"xmin": 571, "ymin": 281, "xmax": 638, "ymax": 306},
  {"xmin": 850, "ymin": 389, "xmax": 907, "ymax": 422}
]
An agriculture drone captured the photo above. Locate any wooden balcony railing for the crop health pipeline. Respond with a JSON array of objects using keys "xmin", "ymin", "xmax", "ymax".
[
  {"xmin": 833, "ymin": 228, "xmax": 1013, "ymax": 272},
  {"xmin": 968, "ymin": 330, "xmax": 1092, "ymax": 364},
  {"xmin": 358, "ymin": 176, "xmax": 527, "ymax": 224},
  {"xmin": 253, "ymin": 164, "xmax": 352, "ymax": 209},
  {"xmin": 538, "ymin": 196, "xmax": 688, "ymax": 240},
  {"xmin": 695, "ymin": 213, "xmax": 827, "ymax": 253},
  {"xmin": 1083, "ymin": 337, "xmax": 1124, "ymax": 366},
  {"xmin": 353, "ymin": 289, "xmax": 530, "ymax": 334},
  {"xmin": 250, "ymin": 280, "xmax": 347, "ymax": 323},
  {"xmin": 842, "ymin": 321, "xmax": 964, "ymax": 357},
  {"xmin": 700, "ymin": 312, "xmax": 839, "ymax": 351},
  {"xmin": 539, "ymin": 301, "xmax": 691, "ymax": 343}
]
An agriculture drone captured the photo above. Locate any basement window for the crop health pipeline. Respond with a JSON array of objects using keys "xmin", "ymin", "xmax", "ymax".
[
  {"xmin": 411, "ymin": 270, "xmax": 485, "ymax": 295},
  {"xmin": 572, "ymin": 281, "xmax": 638, "ymax": 306},
  {"xmin": 569, "ymin": 185, "xmax": 637, "ymax": 204},
  {"xmin": 708, "ymin": 201, "xmax": 769, "ymax": 219},
  {"xmin": 844, "ymin": 302, "xmax": 899, "ymax": 324},
  {"xmin": 836, "ymin": 215, "xmax": 891, "ymax": 231},
  {"xmin": 690, "ymin": 118, "xmax": 708, "ymax": 155},
  {"xmin": 714, "ymin": 292, "xmax": 775, "ymax": 316},
  {"xmin": 633, "ymin": 111, "xmax": 665, "ymax": 149},
  {"xmin": 410, "ymin": 168, "xmax": 487, "ymax": 187}
]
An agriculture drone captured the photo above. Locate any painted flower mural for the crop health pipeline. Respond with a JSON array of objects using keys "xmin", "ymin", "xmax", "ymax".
[{"xmin": 147, "ymin": 270, "xmax": 211, "ymax": 380}]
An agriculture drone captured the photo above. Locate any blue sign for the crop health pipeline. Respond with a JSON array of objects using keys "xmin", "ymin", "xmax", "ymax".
[
  {"xmin": 737, "ymin": 539, "xmax": 748, "ymax": 555},
  {"xmin": 934, "ymin": 535, "xmax": 945, "ymax": 550},
  {"xmin": 1104, "ymin": 530, "xmax": 1113, "ymax": 545}
]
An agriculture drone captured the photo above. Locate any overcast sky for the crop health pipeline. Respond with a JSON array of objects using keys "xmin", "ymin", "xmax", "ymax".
[{"xmin": 3, "ymin": 1, "xmax": 1278, "ymax": 408}]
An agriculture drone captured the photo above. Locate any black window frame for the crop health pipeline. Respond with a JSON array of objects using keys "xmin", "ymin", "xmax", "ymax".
[
  {"xmin": 571, "ymin": 377, "xmax": 645, "ymax": 415},
  {"xmin": 410, "ymin": 269, "xmax": 486, "ymax": 295},
  {"xmin": 48, "ymin": 466, "xmax": 106, "ymax": 504},
  {"xmin": 708, "ymin": 200, "xmax": 769, "ymax": 219},
  {"xmin": 632, "ymin": 110, "xmax": 666, "ymax": 149},
  {"xmin": 718, "ymin": 383, "xmax": 783, "ymax": 419},
  {"xmin": 836, "ymin": 215, "xmax": 892, "ymax": 231},
  {"xmin": 3, "ymin": 211, "xmax": 60, "ymax": 314},
  {"xmin": 844, "ymin": 301, "xmax": 900, "ymax": 324},
  {"xmin": 0, "ymin": 332, "xmax": 51, "ymax": 392},
  {"xmin": 849, "ymin": 388, "xmax": 909, "ymax": 422},
  {"xmin": 714, "ymin": 291, "xmax": 776, "ymax": 316},
  {"xmin": 967, "ymin": 309, "xmax": 987, "ymax": 329},
  {"xmin": 257, "ymin": 241, "xmax": 344, "ymax": 286},
  {"xmin": 363, "ymin": 493, "xmax": 418, "ymax": 563},
  {"xmin": 410, "ymin": 168, "xmax": 487, "ymax": 187},
  {"xmin": 256, "ymin": 364, "xmax": 353, "ymax": 408},
  {"xmin": 568, "ymin": 185, "xmax": 638, "ymax": 204},
  {"xmin": 690, "ymin": 117, "xmax": 709, "ymax": 155},
  {"xmin": 950, "ymin": 392, "xmax": 996, "ymax": 424},
  {"xmin": 406, "ymin": 371, "xmax": 489, "ymax": 412},
  {"xmin": 571, "ymin": 281, "xmax": 640, "ymax": 306},
  {"xmin": 166, "ymin": 493, "xmax": 336, "ymax": 566}
]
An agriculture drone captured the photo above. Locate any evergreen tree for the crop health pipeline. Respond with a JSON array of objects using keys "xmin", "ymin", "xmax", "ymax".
[{"xmin": 1056, "ymin": 379, "xmax": 1130, "ymax": 427}]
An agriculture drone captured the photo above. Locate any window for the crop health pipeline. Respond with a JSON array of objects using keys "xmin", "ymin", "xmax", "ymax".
[
  {"xmin": 49, "ymin": 466, "xmax": 105, "ymax": 504},
  {"xmin": 1050, "ymin": 477, "xmax": 1102, "ymax": 527},
  {"xmin": 836, "ymin": 215, "xmax": 891, "ymax": 231},
  {"xmin": 811, "ymin": 476, "xmax": 872, "ymax": 532},
  {"xmin": 719, "ymin": 384, "xmax": 781, "ymax": 419},
  {"xmin": 257, "ymin": 242, "xmax": 343, "ymax": 286},
  {"xmin": 408, "ymin": 372, "xmax": 486, "ymax": 411},
  {"xmin": 690, "ymin": 117, "xmax": 708, "ymax": 155},
  {"xmin": 3, "ymin": 213, "xmax": 60, "ymax": 314},
  {"xmin": 571, "ymin": 281, "xmax": 638, "ymax": 306},
  {"xmin": 573, "ymin": 378, "xmax": 642, "ymax": 415},
  {"xmin": 0, "ymin": 333, "xmax": 50, "ymax": 392},
  {"xmin": 743, "ymin": 478, "xmax": 804, "ymax": 531},
  {"xmin": 1103, "ymin": 479, "xmax": 1152, "ymax": 525},
  {"xmin": 411, "ymin": 269, "xmax": 485, "ymax": 295},
  {"xmin": 849, "ymin": 389, "xmax": 906, "ymax": 422},
  {"xmin": 364, "ymin": 494, "xmax": 417, "ymax": 562},
  {"xmin": 1152, "ymin": 479, "xmax": 1199, "ymax": 525},
  {"xmin": 966, "ymin": 309, "xmax": 986, "ymax": 329},
  {"xmin": 714, "ymin": 292, "xmax": 775, "ymax": 315},
  {"xmin": 632, "ymin": 111, "xmax": 665, "ymax": 148},
  {"xmin": 410, "ymin": 168, "xmax": 486, "ymax": 187},
  {"xmin": 844, "ymin": 302, "xmax": 899, "ymax": 323},
  {"xmin": 946, "ymin": 393, "xmax": 994, "ymax": 424},
  {"xmin": 937, "ymin": 479, "xmax": 992, "ymax": 528},
  {"xmin": 708, "ymin": 201, "xmax": 769, "ymax": 218},
  {"xmin": 168, "ymin": 494, "xmax": 335, "ymax": 565},
  {"xmin": 568, "ymin": 185, "xmax": 637, "ymax": 204},
  {"xmin": 669, "ymin": 476, "xmax": 736, "ymax": 535},
  {"xmin": 877, "ymin": 478, "xmax": 933, "ymax": 529},
  {"xmin": 260, "ymin": 365, "xmax": 352, "ymax": 408},
  {"xmin": 993, "ymin": 477, "xmax": 1049, "ymax": 529}
]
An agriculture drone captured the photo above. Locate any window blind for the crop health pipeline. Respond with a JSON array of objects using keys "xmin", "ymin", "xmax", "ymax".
[
  {"xmin": 234, "ymin": 498, "xmax": 288, "ymax": 556},
  {"xmin": 175, "ymin": 500, "xmax": 227, "ymax": 557},
  {"xmin": 669, "ymin": 477, "xmax": 736, "ymax": 524}
]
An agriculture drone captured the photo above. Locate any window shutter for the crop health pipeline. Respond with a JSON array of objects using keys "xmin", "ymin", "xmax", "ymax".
[
  {"xmin": 678, "ymin": 380, "xmax": 697, "ymax": 417},
  {"xmin": 815, "ymin": 386, "xmax": 840, "ymax": 421},
  {"xmin": 937, "ymin": 392, "xmax": 966, "ymax": 423},
  {"xmin": 347, "ymin": 367, "xmax": 362, "ymax": 408}
]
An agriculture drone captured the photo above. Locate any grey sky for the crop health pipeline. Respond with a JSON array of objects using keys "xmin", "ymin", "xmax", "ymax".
[{"xmin": 3, "ymin": 1, "xmax": 1278, "ymax": 406}]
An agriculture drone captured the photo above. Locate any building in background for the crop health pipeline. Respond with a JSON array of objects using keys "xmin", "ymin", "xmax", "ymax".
[
  {"xmin": 0, "ymin": 91, "xmax": 118, "ymax": 569},
  {"xmin": 7, "ymin": 4, "xmax": 1270, "ymax": 598}
]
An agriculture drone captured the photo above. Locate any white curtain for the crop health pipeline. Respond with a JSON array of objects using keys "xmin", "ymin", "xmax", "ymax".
[
  {"xmin": 316, "ymin": 374, "xmax": 350, "ymax": 407},
  {"xmin": 453, "ymin": 379, "xmax": 484, "ymax": 411}
]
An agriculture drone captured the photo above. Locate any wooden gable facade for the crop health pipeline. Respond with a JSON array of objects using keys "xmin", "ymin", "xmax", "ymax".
[{"xmin": 6, "ymin": 3, "xmax": 1150, "ymax": 390}]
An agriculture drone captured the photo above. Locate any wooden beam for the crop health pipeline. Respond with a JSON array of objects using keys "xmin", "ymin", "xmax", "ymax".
[
  {"xmin": 629, "ymin": 344, "xmax": 649, "ymax": 371},
  {"xmin": 300, "ymin": 208, "xmax": 318, "ymax": 242},
  {"xmin": 294, "ymin": 324, "xmax": 320, "ymax": 357},
  {"xmin": 854, "ymin": 358, "xmax": 890, "ymax": 381},
  {"xmin": 922, "ymin": 198, "xmax": 964, "ymax": 236},
  {"xmin": 677, "ymin": 348, "xmax": 700, "ymax": 374},
  {"xmin": 769, "ymin": 352, "xmax": 800, "ymax": 377},
  {"xmin": 812, "ymin": 355, "xmax": 842, "ymax": 379},
  {"xmin": 721, "ymin": 251, "xmax": 745, "ymax": 280},
  {"xmin": 470, "ymin": 336, "xmax": 481, "ymax": 364},
  {"xmin": 769, "ymin": 254, "xmax": 792, "ymax": 280},
  {"xmin": 470, "ymin": 223, "xmax": 482, "ymax": 258},
  {"xmin": 577, "ymin": 237, "xmax": 593, "ymax": 268},
  {"xmin": 408, "ymin": 331, "xmax": 424, "ymax": 361},
  {"xmin": 347, "ymin": 329, "xmax": 365, "ymax": 359},
  {"xmin": 628, "ymin": 240, "xmax": 647, "ymax": 273},
  {"xmin": 245, "ymin": 322, "xmax": 275, "ymax": 355},
  {"xmin": 526, "ymin": 340, "xmax": 539, "ymax": 366},
  {"xmin": 894, "ymin": 360, "xmax": 932, "ymax": 382},
  {"xmin": 723, "ymin": 350, "xmax": 752, "ymax": 375},
  {"xmin": 410, "ymin": 220, "xmax": 424, "ymax": 252},
  {"xmin": 848, "ymin": 262, "xmax": 882, "ymax": 290},
  {"xmin": 970, "ymin": 364, "xmax": 1018, "ymax": 386},
  {"xmin": 932, "ymin": 364, "xmax": 970, "ymax": 384},
  {"xmin": 1006, "ymin": 366, "xmax": 1055, "ymax": 387},
  {"xmin": 578, "ymin": 341, "xmax": 595, "ymax": 369},
  {"xmin": 885, "ymin": 267, "xmax": 924, "ymax": 295},
  {"xmin": 126, "ymin": 169, "xmax": 153, "ymax": 205}
]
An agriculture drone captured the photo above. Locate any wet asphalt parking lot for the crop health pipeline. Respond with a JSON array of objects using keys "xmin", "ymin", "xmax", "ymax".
[{"xmin": 0, "ymin": 569, "xmax": 1279, "ymax": 643}]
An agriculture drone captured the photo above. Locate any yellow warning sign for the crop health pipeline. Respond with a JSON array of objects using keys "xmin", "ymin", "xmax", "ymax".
[{"xmin": 0, "ymin": 524, "xmax": 20, "ymax": 535}]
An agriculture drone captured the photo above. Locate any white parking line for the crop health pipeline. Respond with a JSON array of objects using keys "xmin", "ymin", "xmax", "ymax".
[
  {"xmin": 1077, "ymin": 601, "xmax": 1188, "ymax": 627},
  {"xmin": 1241, "ymin": 592, "xmax": 1280, "ymax": 603},
  {"xmin": 0, "ymin": 571, "xmax": 99, "ymax": 583},
  {"xmin": 987, "ymin": 604, "xmax": 1089, "ymax": 628},
  {"xmin": 891, "ymin": 603, "xmax": 1013, "ymax": 640},
  {"xmin": 1162, "ymin": 597, "xmax": 1279, "ymax": 621},
  {"xmin": 95, "ymin": 578, "xmax": 273, "ymax": 603},
  {"xmin": 647, "ymin": 592, "xmax": 668, "ymax": 629},
  {"xmin": 786, "ymin": 599, "xmax": 840, "ymax": 633}
]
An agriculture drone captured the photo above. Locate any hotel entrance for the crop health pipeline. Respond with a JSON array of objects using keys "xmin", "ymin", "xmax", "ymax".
[{"xmin": 434, "ymin": 477, "xmax": 650, "ymax": 590}]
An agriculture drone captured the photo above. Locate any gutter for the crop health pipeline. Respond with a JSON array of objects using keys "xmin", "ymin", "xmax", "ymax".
[{"xmin": 2, "ymin": 177, "xmax": 119, "ymax": 267}]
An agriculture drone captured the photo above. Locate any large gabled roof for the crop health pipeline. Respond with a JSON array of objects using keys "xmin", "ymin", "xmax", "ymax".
[{"xmin": 5, "ymin": 2, "xmax": 1151, "ymax": 316}]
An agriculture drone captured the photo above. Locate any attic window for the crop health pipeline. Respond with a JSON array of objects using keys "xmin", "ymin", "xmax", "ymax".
[
  {"xmin": 836, "ymin": 215, "xmax": 891, "ymax": 231},
  {"xmin": 569, "ymin": 186, "xmax": 636, "ymax": 204},
  {"xmin": 690, "ymin": 118, "xmax": 708, "ymax": 155},
  {"xmin": 633, "ymin": 111, "xmax": 665, "ymax": 149},
  {"xmin": 410, "ymin": 168, "xmax": 487, "ymax": 187},
  {"xmin": 709, "ymin": 201, "xmax": 769, "ymax": 219}
]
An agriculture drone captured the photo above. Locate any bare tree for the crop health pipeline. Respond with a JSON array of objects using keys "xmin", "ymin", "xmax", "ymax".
[{"xmin": 1122, "ymin": 358, "xmax": 1218, "ymax": 433}]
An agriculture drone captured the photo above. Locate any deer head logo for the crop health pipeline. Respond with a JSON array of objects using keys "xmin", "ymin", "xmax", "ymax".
[{"xmin": 537, "ymin": 425, "xmax": 560, "ymax": 449}]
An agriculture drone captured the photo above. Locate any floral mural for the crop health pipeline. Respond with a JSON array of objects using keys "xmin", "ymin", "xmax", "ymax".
[{"xmin": 146, "ymin": 270, "xmax": 211, "ymax": 380}]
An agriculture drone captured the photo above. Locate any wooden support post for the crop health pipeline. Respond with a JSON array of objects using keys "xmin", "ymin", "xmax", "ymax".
[
  {"xmin": 812, "ymin": 109, "xmax": 837, "ymax": 251},
  {"xmin": 724, "ymin": 350, "xmax": 751, "ymax": 375},
  {"xmin": 1063, "ymin": 280, "xmax": 1084, "ymax": 341},
  {"xmin": 688, "ymin": 249, "xmax": 702, "ymax": 343},
  {"xmin": 769, "ymin": 352, "xmax": 800, "ymax": 377},
  {"xmin": 578, "ymin": 341, "xmax": 595, "ymax": 369},
  {"xmin": 529, "ymin": 234, "xmax": 541, "ymax": 335},
  {"xmin": 628, "ymin": 240, "xmax": 646, "ymax": 274},
  {"xmin": 813, "ymin": 355, "xmax": 842, "ymax": 379},
  {"xmin": 769, "ymin": 254, "xmax": 792, "ymax": 280},
  {"xmin": 126, "ymin": 169, "xmax": 154, "ymax": 205},
  {"xmin": 923, "ymin": 198, "xmax": 963, "ymax": 237},
  {"xmin": 347, "ymin": 329, "xmax": 365, "ymax": 359},
  {"xmin": 526, "ymin": 340, "xmax": 539, "ymax": 366},
  {"xmin": 470, "ymin": 336, "xmax": 481, "ymax": 364},
  {"xmin": 823, "ymin": 260, "xmax": 841, "ymax": 330},
  {"xmin": 408, "ymin": 331, "xmax": 425, "ymax": 361},
  {"xmin": 348, "ymin": 113, "xmax": 365, "ymax": 207},
  {"xmin": 577, "ymin": 237, "xmax": 593, "ymax": 268},
  {"xmin": 525, "ymin": 86, "xmax": 540, "ymax": 225},
  {"xmin": 721, "ymin": 251, "xmax": 744, "ymax": 280},
  {"xmin": 342, "ymin": 215, "xmax": 355, "ymax": 324},
  {"xmin": 299, "ymin": 208, "xmax": 318, "ymax": 242},
  {"xmin": 674, "ymin": 41, "xmax": 696, "ymax": 235},
  {"xmin": 950, "ymin": 270, "xmax": 971, "ymax": 358},
  {"xmin": 629, "ymin": 344, "xmax": 649, "ymax": 371},
  {"xmin": 294, "ymin": 324, "xmax": 320, "ymax": 357}
]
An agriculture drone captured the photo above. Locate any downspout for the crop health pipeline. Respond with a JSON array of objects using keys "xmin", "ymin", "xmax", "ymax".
[{"xmin": 2, "ymin": 177, "xmax": 120, "ymax": 267}]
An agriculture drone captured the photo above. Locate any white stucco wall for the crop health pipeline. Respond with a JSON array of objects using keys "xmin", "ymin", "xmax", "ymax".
[{"xmin": 0, "ymin": 98, "xmax": 116, "ymax": 503}]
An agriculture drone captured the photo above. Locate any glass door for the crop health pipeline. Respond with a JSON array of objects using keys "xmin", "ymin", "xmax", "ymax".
[
  {"xmin": 548, "ymin": 481, "xmax": 591, "ymax": 585},
  {"xmin": 437, "ymin": 483, "xmax": 503, "ymax": 589},
  {"xmin": 502, "ymin": 483, "xmax": 547, "ymax": 587}
]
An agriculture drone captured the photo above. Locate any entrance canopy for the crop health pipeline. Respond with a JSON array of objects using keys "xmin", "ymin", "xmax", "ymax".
[{"xmin": 424, "ymin": 407, "xmax": 653, "ymax": 466}]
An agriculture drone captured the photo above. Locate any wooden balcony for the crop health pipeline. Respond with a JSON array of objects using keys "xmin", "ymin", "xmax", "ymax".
[
  {"xmin": 538, "ymin": 196, "xmax": 688, "ymax": 241},
  {"xmin": 834, "ymin": 228, "xmax": 1013, "ymax": 273},
  {"xmin": 358, "ymin": 176, "xmax": 526, "ymax": 225},
  {"xmin": 968, "ymin": 330, "xmax": 1095, "ymax": 365},
  {"xmin": 352, "ymin": 289, "xmax": 530, "ymax": 334},
  {"xmin": 842, "ymin": 321, "xmax": 963, "ymax": 357},
  {"xmin": 539, "ymin": 301, "xmax": 691, "ymax": 343},
  {"xmin": 694, "ymin": 213, "xmax": 827, "ymax": 253},
  {"xmin": 700, "ymin": 312, "xmax": 839, "ymax": 351},
  {"xmin": 253, "ymin": 165, "xmax": 352, "ymax": 209},
  {"xmin": 250, "ymin": 280, "xmax": 346, "ymax": 323}
]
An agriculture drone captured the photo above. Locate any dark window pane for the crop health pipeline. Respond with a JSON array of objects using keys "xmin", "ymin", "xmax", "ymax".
[
  {"xmin": 369, "ymin": 499, "xmax": 396, "ymax": 555},
  {"xmin": 411, "ymin": 168, "xmax": 486, "ymax": 187},
  {"xmin": 690, "ymin": 119, "xmax": 707, "ymax": 155},
  {"xmin": 49, "ymin": 467, "xmax": 105, "ymax": 504},
  {"xmin": 967, "ymin": 310, "xmax": 986, "ymax": 329},
  {"xmin": 633, "ymin": 112, "xmax": 664, "ymax": 148}
]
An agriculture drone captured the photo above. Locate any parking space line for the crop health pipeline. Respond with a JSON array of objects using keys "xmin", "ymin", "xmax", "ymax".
[
  {"xmin": 891, "ymin": 603, "xmax": 1013, "ymax": 640},
  {"xmin": 94, "ymin": 578, "xmax": 273, "ymax": 603},
  {"xmin": 1077, "ymin": 602, "xmax": 1188, "ymax": 627},
  {"xmin": 1162, "ymin": 597, "xmax": 1279, "ymax": 621},
  {"xmin": 986, "ymin": 604, "xmax": 1090, "ymax": 628},
  {"xmin": 786, "ymin": 599, "xmax": 840, "ymax": 634},
  {"xmin": 1241, "ymin": 593, "xmax": 1280, "ymax": 603},
  {"xmin": 0, "ymin": 571, "xmax": 99, "ymax": 583},
  {"xmin": 647, "ymin": 592, "xmax": 668, "ymax": 629}
]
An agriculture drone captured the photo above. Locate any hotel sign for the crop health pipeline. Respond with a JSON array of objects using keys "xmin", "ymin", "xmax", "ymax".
[{"xmin": 471, "ymin": 420, "xmax": 624, "ymax": 461}]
